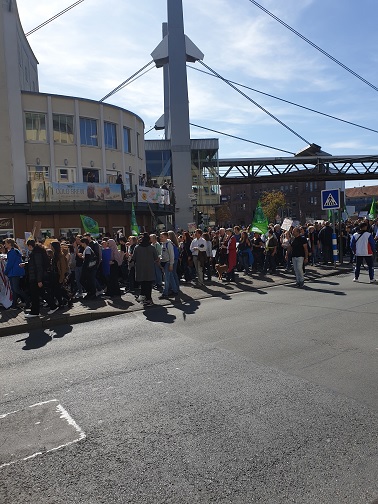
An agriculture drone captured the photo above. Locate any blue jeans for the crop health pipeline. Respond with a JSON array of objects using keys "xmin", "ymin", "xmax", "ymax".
[
  {"xmin": 9, "ymin": 276, "xmax": 28, "ymax": 307},
  {"xmin": 292, "ymin": 256, "xmax": 304, "ymax": 285},
  {"xmin": 173, "ymin": 259, "xmax": 180, "ymax": 290},
  {"xmin": 163, "ymin": 263, "xmax": 179, "ymax": 295},
  {"xmin": 355, "ymin": 256, "xmax": 374, "ymax": 280},
  {"xmin": 154, "ymin": 263, "xmax": 162, "ymax": 287}
]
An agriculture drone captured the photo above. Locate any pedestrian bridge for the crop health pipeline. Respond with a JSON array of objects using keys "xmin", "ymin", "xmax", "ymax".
[{"xmin": 217, "ymin": 154, "xmax": 378, "ymax": 184}]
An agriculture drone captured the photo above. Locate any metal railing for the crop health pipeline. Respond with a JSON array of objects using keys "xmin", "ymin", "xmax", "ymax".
[{"xmin": 0, "ymin": 195, "xmax": 15, "ymax": 204}]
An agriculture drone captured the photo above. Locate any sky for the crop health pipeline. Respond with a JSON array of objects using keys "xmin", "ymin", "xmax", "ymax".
[{"xmin": 16, "ymin": 0, "xmax": 378, "ymax": 188}]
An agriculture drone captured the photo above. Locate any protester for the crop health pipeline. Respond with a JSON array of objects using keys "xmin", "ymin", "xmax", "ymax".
[
  {"xmin": 237, "ymin": 231, "xmax": 253, "ymax": 275},
  {"xmin": 106, "ymin": 239, "xmax": 123, "ymax": 297},
  {"xmin": 290, "ymin": 227, "xmax": 309, "ymax": 288},
  {"xmin": 190, "ymin": 229, "xmax": 207, "ymax": 286},
  {"xmin": 150, "ymin": 234, "xmax": 163, "ymax": 290},
  {"xmin": 80, "ymin": 237, "xmax": 97, "ymax": 299},
  {"xmin": 318, "ymin": 221, "xmax": 333, "ymax": 264},
  {"xmin": 350, "ymin": 221, "xmax": 376, "ymax": 283},
  {"xmin": 21, "ymin": 239, "xmax": 58, "ymax": 317},
  {"xmin": 73, "ymin": 234, "xmax": 84, "ymax": 298},
  {"xmin": 159, "ymin": 231, "xmax": 179, "ymax": 298},
  {"xmin": 263, "ymin": 228, "xmax": 278, "ymax": 274},
  {"xmin": 4, "ymin": 238, "xmax": 29, "ymax": 310},
  {"xmin": 168, "ymin": 230, "xmax": 181, "ymax": 291},
  {"xmin": 133, "ymin": 233, "xmax": 159, "ymax": 306},
  {"xmin": 224, "ymin": 228, "xmax": 237, "ymax": 282},
  {"xmin": 50, "ymin": 241, "xmax": 72, "ymax": 307}
]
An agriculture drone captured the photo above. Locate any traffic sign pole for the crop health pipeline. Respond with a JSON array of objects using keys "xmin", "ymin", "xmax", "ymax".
[{"xmin": 331, "ymin": 211, "xmax": 338, "ymax": 266}]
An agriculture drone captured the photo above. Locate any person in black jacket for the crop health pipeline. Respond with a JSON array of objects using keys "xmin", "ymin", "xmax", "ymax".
[
  {"xmin": 21, "ymin": 240, "xmax": 58, "ymax": 318},
  {"xmin": 318, "ymin": 221, "xmax": 333, "ymax": 264}
]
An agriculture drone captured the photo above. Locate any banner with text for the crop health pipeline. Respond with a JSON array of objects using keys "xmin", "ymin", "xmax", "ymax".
[
  {"xmin": 138, "ymin": 186, "xmax": 170, "ymax": 205},
  {"xmin": 31, "ymin": 181, "xmax": 123, "ymax": 202}
]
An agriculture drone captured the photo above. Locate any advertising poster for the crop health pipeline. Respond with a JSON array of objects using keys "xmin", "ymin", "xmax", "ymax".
[
  {"xmin": 31, "ymin": 181, "xmax": 123, "ymax": 202},
  {"xmin": 138, "ymin": 187, "xmax": 170, "ymax": 205}
]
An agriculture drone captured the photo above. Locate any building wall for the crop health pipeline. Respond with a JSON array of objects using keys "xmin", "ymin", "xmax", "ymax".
[
  {"xmin": 19, "ymin": 92, "xmax": 145, "ymax": 199},
  {"xmin": 0, "ymin": 0, "xmax": 39, "ymax": 201},
  {"xmin": 220, "ymin": 179, "xmax": 328, "ymax": 225}
]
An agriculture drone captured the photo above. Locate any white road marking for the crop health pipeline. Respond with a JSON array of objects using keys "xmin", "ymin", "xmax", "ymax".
[{"xmin": 0, "ymin": 399, "xmax": 86, "ymax": 469}]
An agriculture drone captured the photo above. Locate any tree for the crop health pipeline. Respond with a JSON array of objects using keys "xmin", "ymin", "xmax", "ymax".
[
  {"xmin": 216, "ymin": 204, "xmax": 232, "ymax": 226},
  {"xmin": 260, "ymin": 190, "xmax": 286, "ymax": 223}
]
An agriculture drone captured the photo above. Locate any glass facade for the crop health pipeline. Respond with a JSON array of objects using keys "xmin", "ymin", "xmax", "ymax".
[
  {"xmin": 145, "ymin": 150, "xmax": 172, "ymax": 186},
  {"xmin": 146, "ymin": 142, "xmax": 220, "ymax": 225},
  {"xmin": 104, "ymin": 122, "xmax": 117, "ymax": 149},
  {"xmin": 25, "ymin": 112, "xmax": 47, "ymax": 142},
  {"xmin": 123, "ymin": 127, "xmax": 131, "ymax": 153},
  {"xmin": 191, "ymin": 147, "xmax": 220, "ymax": 224},
  {"xmin": 80, "ymin": 117, "xmax": 98, "ymax": 146},
  {"xmin": 53, "ymin": 114, "xmax": 74, "ymax": 144}
]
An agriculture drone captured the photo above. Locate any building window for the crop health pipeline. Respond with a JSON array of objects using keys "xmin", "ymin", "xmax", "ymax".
[
  {"xmin": 83, "ymin": 168, "xmax": 99, "ymax": 183},
  {"xmin": 59, "ymin": 228, "xmax": 81, "ymax": 238},
  {"xmin": 56, "ymin": 168, "xmax": 76, "ymax": 183},
  {"xmin": 106, "ymin": 171, "xmax": 118, "ymax": 183},
  {"xmin": 80, "ymin": 118, "xmax": 98, "ymax": 146},
  {"xmin": 136, "ymin": 132, "xmax": 141, "ymax": 158},
  {"xmin": 25, "ymin": 112, "xmax": 47, "ymax": 142},
  {"xmin": 53, "ymin": 114, "xmax": 74, "ymax": 144},
  {"xmin": 123, "ymin": 127, "xmax": 131, "ymax": 153},
  {"xmin": 124, "ymin": 173, "xmax": 132, "ymax": 192},
  {"xmin": 104, "ymin": 122, "xmax": 117, "ymax": 149}
]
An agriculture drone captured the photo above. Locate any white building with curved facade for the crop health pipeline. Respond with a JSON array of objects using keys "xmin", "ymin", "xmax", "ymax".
[{"xmin": 0, "ymin": 0, "xmax": 169, "ymax": 239}]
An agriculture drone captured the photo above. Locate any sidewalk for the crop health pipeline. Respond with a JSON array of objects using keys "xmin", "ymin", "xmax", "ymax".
[{"xmin": 0, "ymin": 263, "xmax": 353, "ymax": 337}]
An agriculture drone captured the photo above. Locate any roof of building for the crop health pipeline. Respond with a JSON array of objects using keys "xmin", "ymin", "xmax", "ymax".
[{"xmin": 346, "ymin": 186, "xmax": 378, "ymax": 198}]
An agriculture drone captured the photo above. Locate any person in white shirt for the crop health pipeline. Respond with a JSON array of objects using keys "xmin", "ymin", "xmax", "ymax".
[{"xmin": 190, "ymin": 229, "xmax": 207, "ymax": 286}]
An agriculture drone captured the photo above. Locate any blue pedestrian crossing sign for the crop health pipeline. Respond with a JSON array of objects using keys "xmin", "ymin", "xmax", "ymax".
[{"xmin": 321, "ymin": 189, "xmax": 340, "ymax": 210}]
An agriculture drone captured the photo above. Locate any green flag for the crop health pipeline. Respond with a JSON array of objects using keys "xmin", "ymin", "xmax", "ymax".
[
  {"xmin": 327, "ymin": 209, "xmax": 333, "ymax": 222},
  {"xmin": 131, "ymin": 203, "xmax": 139, "ymax": 236},
  {"xmin": 80, "ymin": 215, "xmax": 99, "ymax": 235},
  {"xmin": 368, "ymin": 197, "xmax": 376, "ymax": 219},
  {"xmin": 250, "ymin": 201, "xmax": 268, "ymax": 235}
]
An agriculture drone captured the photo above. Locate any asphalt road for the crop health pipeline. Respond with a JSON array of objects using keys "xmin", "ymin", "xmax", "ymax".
[{"xmin": 1, "ymin": 270, "xmax": 378, "ymax": 503}]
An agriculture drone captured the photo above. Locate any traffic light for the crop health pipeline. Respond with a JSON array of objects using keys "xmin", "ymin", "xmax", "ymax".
[{"xmin": 197, "ymin": 211, "xmax": 203, "ymax": 225}]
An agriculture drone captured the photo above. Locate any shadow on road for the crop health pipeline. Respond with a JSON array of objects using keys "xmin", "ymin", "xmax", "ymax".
[
  {"xmin": 16, "ymin": 325, "xmax": 73, "ymax": 350},
  {"xmin": 143, "ymin": 305, "xmax": 177, "ymax": 324}
]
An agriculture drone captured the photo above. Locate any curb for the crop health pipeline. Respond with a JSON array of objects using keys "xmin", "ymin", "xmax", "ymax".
[{"xmin": 0, "ymin": 266, "xmax": 352, "ymax": 338}]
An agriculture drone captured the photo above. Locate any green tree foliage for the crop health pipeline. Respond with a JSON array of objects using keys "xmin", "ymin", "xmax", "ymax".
[{"xmin": 260, "ymin": 190, "xmax": 287, "ymax": 223}]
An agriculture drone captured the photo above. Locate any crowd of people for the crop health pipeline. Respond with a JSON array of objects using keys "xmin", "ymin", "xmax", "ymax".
[{"xmin": 1, "ymin": 217, "xmax": 377, "ymax": 317}]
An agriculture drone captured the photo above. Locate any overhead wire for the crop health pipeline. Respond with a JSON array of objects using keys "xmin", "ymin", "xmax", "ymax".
[
  {"xmin": 248, "ymin": 0, "xmax": 378, "ymax": 93},
  {"xmin": 100, "ymin": 60, "xmax": 154, "ymax": 102},
  {"xmin": 188, "ymin": 65, "xmax": 378, "ymax": 135},
  {"xmin": 199, "ymin": 60, "xmax": 311, "ymax": 145},
  {"xmin": 25, "ymin": 0, "xmax": 85, "ymax": 37},
  {"xmin": 190, "ymin": 123, "xmax": 295, "ymax": 155}
]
